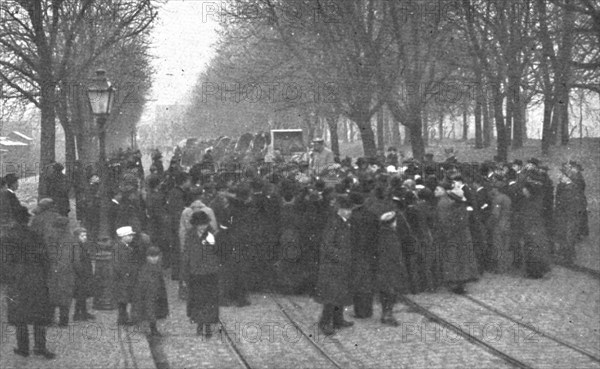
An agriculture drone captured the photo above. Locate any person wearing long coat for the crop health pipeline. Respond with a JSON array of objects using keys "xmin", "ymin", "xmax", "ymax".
[
  {"xmin": 376, "ymin": 211, "xmax": 410, "ymax": 326},
  {"xmin": 166, "ymin": 173, "xmax": 192, "ymax": 279},
  {"xmin": 275, "ymin": 189, "xmax": 307, "ymax": 293},
  {"xmin": 72, "ymin": 227, "xmax": 96, "ymax": 321},
  {"xmin": 487, "ymin": 183, "xmax": 512, "ymax": 273},
  {"xmin": 114, "ymin": 226, "xmax": 141, "ymax": 325},
  {"xmin": 5, "ymin": 223, "xmax": 56, "ymax": 359},
  {"xmin": 132, "ymin": 246, "xmax": 169, "ymax": 337},
  {"xmin": 146, "ymin": 176, "xmax": 170, "ymax": 267},
  {"xmin": 315, "ymin": 196, "xmax": 355, "ymax": 336},
  {"xmin": 349, "ymin": 192, "xmax": 379, "ymax": 319},
  {"xmin": 434, "ymin": 185, "xmax": 479, "ymax": 294},
  {"xmin": 46, "ymin": 216, "xmax": 75, "ymax": 327},
  {"xmin": 554, "ymin": 169, "xmax": 581, "ymax": 264},
  {"xmin": 520, "ymin": 182, "xmax": 551, "ymax": 278},
  {"xmin": 29, "ymin": 198, "xmax": 61, "ymax": 242},
  {"xmin": 182, "ymin": 211, "xmax": 221, "ymax": 338}
]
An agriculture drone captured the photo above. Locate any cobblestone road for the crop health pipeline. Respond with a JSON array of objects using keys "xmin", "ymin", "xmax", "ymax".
[{"xmin": 0, "ymin": 285, "xmax": 155, "ymax": 369}]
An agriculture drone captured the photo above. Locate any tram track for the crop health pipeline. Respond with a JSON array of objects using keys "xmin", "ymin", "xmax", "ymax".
[
  {"xmin": 404, "ymin": 293, "xmax": 600, "ymax": 369},
  {"xmin": 460, "ymin": 294, "xmax": 600, "ymax": 363},
  {"xmin": 267, "ymin": 294, "xmax": 354, "ymax": 369},
  {"xmin": 399, "ymin": 295, "xmax": 534, "ymax": 369},
  {"xmin": 556, "ymin": 262, "xmax": 600, "ymax": 280}
]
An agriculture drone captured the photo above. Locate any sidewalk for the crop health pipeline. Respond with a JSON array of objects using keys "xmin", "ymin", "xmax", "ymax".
[{"xmin": 0, "ymin": 285, "xmax": 156, "ymax": 369}]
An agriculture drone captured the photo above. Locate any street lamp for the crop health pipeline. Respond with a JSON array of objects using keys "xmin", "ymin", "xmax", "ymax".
[
  {"xmin": 87, "ymin": 69, "xmax": 115, "ymax": 242},
  {"xmin": 87, "ymin": 69, "xmax": 116, "ymax": 311}
]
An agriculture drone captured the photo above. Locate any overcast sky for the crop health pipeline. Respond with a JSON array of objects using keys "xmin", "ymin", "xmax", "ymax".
[{"xmin": 140, "ymin": 0, "xmax": 219, "ymax": 123}]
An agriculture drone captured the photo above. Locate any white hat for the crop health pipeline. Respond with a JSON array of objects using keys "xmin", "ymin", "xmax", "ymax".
[
  {"xmin": 380, "ymin": 211, "xmax": 397, "ymax": 223},
  {"xmin": 116, "ymin": 226, "xmax": 135, "ymax": 238}
]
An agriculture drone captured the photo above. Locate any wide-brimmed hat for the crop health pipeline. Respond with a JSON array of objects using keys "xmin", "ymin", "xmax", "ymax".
[{"xmin": 116, "ymin": 226, "xmax": 135, "ymax": 238}]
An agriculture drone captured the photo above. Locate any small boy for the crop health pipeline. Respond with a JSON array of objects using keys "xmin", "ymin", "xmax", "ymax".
[{"xmin": 132, "ymin": 246, "xmax": 169, "ymax": 337}]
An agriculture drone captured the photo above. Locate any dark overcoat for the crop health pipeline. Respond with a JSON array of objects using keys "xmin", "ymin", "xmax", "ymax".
[
  {"xmin": 350, "ymin": 204, "xmax": 379, "ymax": 295},
  {"xmin": 132, "ymin": 262, "xmax": 169, "ymax": 324},
  {"xmin": 46, "ymin": 217, "xmax": 76, "ymax": 307},
  {"xmin": 73, "ymin": 240, "xmax": 96, "ymax": 299},
  {"xmin": 314, "ymin": 214, "xmax": 353, "ymax": 306},
  {"xmin": 435, "ymin": 195, "xmax": 479, "ymax": 284},
  {"xmin": 114, "ymin": 240, "xmax": 141, "ymax": 304},
  {"xmin": 6, "ymin": 225, "xmax": 53, "ymax": 326},
  {"xmin": 555, "ymin": 181, "xmax": 581, "ymax": 260},
  {"xmin": 376, "ymin": 226, "xmax": 410, "ymax": 295},
  {"xmin": 520, "ymin": 187, "xmax": 551, "ymax": 277}
]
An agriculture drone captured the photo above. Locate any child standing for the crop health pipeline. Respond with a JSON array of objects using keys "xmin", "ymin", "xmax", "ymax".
[{"xmin": 132, "ymin": 246, "xmax": 169, "ymax": 336}]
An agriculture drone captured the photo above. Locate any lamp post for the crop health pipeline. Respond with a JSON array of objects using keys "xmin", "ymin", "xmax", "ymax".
[
  {"xmin": 87, "ymin": 69, "xmax": 115, "ymax": 242},
  {"xmin": 87, "ymin": 70, "xmax": 116, "ymax": 310}
]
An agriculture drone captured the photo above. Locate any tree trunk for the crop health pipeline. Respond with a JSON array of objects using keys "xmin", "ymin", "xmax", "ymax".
[
  {"xmin": 493, "ymin": 85, "xmax": 508, "ymax": 162},
  {"xmin": 505, "ymin": 88, "xmax": 513, "ymax": 147},
  {"xmin": 462, "ymin": 109, "xmax": 468, "ymax": 141},
  {"xmin": 557, "ymin": 0, "xmax": 574, "ymax": 146},
  {"xmin": 326, "ymin": 115, "xmax": 340, "ymax": 157},
  {"xmin": 438, "ymin": 114, "xmax": 444, "ymax": 141},
  {"xmin": 541, "ymin": 97, "xmax": 553, "ymax": 155},
  {"xmin": 392, "ymin": 117, "xmax": 401, "ymax": 148},
  {"xmin": 358, "ymin": 119, "xmax": 377, "ymax": 157},
  {"xmin": 407, "ymin": 106, "xmax": 425, "ymax": 161},
  {"xmin": 475, "ymin": 93, "xmax": 483, "ymax": 148},
  {"xmin": 376, "ymin": 107, "xmax": 385, "ymax": 151},
  {"xmin": 38, "ymin": 82, "xmax": 57, "ymax": 196},
  {"xmin": 482, "ymin": 88, "xmax": 491, "ymax": 147},
  {"xmin": 422, "ymin": 109, "xmax": 429, "ymax": 146},
  {"xmin": 537, "ymin": 0, "xmax": 555, "ymax": 154},
  {"xmin": 511, "ymin": 76, "xmax": 524, "ymax": 148}
]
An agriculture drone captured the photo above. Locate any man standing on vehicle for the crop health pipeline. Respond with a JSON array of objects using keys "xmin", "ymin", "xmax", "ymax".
[{"xmin": 309, "ymin": 138, "xmax": 335, "ymax": 176}]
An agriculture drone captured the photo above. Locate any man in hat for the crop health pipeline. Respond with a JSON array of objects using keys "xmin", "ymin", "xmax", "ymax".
[
  {"xmin": 315, "ymin": 195, "xmax": 356, "ymax": 335},
  {"xmin": 40, "ymin": 162, "xmax": 70, "ymax": 217},
  {"xmin": 349, "ymin": 191, "xmax": 378, "ymax": 319},
  {"xmin": 309, "ymin": 138, "xmax": 335, "ymax": 176},
  {"xmin": 511, "ymin": 160, "xmax": 525, "ymax": 181},
  {"xmin": 114, "ymin": 226, "xmax": 141, "ymax": 325},
  {"xmin": 0, "ymin": 173, "xmax": 30, "ymax": 227}
]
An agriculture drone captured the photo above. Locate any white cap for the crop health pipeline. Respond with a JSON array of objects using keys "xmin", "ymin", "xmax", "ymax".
[
  {"xmin": 116, "ymin": 226, "xmax": 135, "ymax": 238},
  {"xmin": 380, "ymin": 211, "xmax": 397, "ymax": 223}
]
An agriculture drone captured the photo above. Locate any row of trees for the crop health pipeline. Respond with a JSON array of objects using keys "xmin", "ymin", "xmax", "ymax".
[
  {"xmin": 0, "ymin": 0, "xmax": 158, "ymax": 193},
  {"xmin": 185, "ymin": 0, "xmax": 599, "ymax": 161}
]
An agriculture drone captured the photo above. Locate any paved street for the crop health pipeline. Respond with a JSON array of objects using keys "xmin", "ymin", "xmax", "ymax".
[{"xmin": 1, "ymin": 261, "xmax": 599, "ymax": 369}]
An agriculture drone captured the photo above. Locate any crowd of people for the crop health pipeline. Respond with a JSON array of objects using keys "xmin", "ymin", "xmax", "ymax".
[{"xmin": 0, "ymin": 138, "xmax": 590, "ymax": 358}]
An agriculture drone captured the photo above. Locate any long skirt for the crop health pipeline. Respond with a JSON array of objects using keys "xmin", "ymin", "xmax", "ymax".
[{"xmin": 187, "ymin": 274, "xmax": 219, "ymax": 325}]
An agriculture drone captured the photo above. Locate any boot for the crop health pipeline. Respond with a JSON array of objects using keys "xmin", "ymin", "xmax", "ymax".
[
  {"xmin": 58, "ymin": 306, "xmax": 69, "ymax": 327},
  {"xmin": 33, "ymin": 326, "xmax": 55, "ymax": 359},
  {"xmin": 149, "ymin": 322, "xmax": 162, "ymax": 337},
  {"xmin": 381, "ymin": 310, "xmax": 399, "ymax": 327},
  {"xmin": 318, "ymin": 304, "xmax": 336, "ymax": 336},
  {"xmin": 353, "ymin": 294, "xmax": 373, "ymax": 319},
  {"xmin": 333, "ymin": 306, "xmax": 354, "ymax": 329},
  {"xmin": 117, "ymin": 304, "xmax": 131, "ymax": 326}
]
